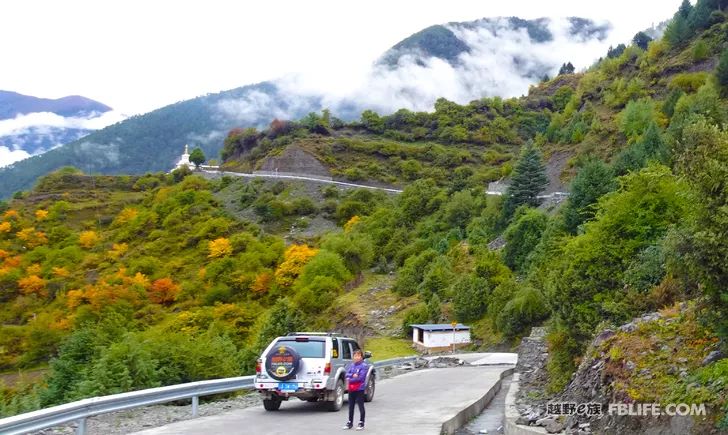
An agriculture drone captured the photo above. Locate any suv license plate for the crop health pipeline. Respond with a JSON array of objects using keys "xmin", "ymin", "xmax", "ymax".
[{"xmin": 278, "ymin": 382, "xmax": 298, "ymax": 392}]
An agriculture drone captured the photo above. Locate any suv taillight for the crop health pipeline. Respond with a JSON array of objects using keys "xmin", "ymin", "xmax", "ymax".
[
  {"xmin": 324, "ymin": 362, "xmax": 331, "ymax": 375},
  {"xmin": 255, "ymin": 358, "xmax": 262, "ymax": 375}
]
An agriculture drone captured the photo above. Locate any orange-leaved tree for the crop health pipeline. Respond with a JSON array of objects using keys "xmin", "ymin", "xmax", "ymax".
[
  {"xmin": 148, "ymin": 277, "xmax": 180, "ymax": 305},
  {"xmin": 3, "ymin": 210, "xmax": 19, "ymax": 220},
  {"xmin": 251, "ymin": 271, "xmax": 273, "ymax": 294},
  {"xmin": 0, "ymin": 221, "xmax": 11, "ymax": 234}
]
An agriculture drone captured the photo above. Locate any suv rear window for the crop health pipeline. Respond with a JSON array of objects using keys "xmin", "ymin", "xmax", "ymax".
[{"xmin": 276, "ymin": 339, "xmax": 325, "ymax": 358}]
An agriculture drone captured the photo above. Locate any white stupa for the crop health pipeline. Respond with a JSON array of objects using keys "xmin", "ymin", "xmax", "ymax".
[{"xmin": 175, "ymin": 144, "xmax": 191, "ymax": 170}]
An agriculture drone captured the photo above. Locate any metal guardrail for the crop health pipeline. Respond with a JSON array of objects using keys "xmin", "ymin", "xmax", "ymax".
[{"xmin": 0, "ymin": 356, "xmax": 418, "ymax": 435}]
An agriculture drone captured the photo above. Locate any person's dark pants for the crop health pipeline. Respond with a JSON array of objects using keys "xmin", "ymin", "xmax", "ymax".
[{"xmin": 348, "ymin": 390, "xmax": 366, "ymax": 424}]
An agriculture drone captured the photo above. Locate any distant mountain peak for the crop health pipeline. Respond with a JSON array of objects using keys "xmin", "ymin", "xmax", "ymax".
[
  {"xmin": 0, "ymin": 90, "xmax": 112, "ymax": 120},
  {"xmin": 378, "ymin": 16, "xmax": 611, "ymax": 67}
]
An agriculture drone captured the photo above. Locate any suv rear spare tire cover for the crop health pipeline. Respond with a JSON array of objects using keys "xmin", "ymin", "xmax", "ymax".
[{"xmin": 265, "ymin": 344, "xmax": 301, "ymax": 381}]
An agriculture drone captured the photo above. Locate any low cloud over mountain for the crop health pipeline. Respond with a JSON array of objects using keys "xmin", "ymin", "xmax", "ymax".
[
  {"xmin": 0, "ymin": 16, "xmax": 616, "ymax": 197},
  {"xmin": 0, "ymin": 91, "xmax": 122, "ymax": 167}
]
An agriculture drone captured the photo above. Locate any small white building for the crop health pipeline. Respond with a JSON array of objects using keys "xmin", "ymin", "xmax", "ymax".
[{"xmin": 410, "ymin": 323, "xmax": 471, "ymax": 352}]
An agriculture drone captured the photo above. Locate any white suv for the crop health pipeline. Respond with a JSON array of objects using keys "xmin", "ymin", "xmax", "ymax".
[{"xmin": 254, "ymin": 332, "xmax": 376, "ymax": 411}]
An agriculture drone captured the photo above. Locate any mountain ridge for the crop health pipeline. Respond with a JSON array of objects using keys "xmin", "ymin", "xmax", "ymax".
[
  {"xmin": 0, "ymin": 15, "xmax": 613, "ymax": 199},
  {"xmin": 0, "ymin": 91, "xmax": 112, "ymax": 120}
]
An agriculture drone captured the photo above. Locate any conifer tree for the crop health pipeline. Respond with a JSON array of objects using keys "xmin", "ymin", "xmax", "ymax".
[
  {"xmin": 558, "ymin": 62, "xmax": 575, "ymax": 75},
  {"xmin": 716, "ymin": 48, "xmax": 728, "ymax": 96},
  {"xmin": 563, "ymin": 159, "xmax": 616, "ymax": 233},
  {"xmin": 500, "ymin": 142, "xmax": 548, "ymax": 222}
]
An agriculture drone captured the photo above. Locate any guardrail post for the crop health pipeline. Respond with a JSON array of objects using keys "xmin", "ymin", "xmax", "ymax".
[
  {"xmin": 76, "ymin": 417, "xmax": 87, "ymax": 435},
  {"xmin": 192, "ymin": 395, "xmax": 199, "ymax": 417}
]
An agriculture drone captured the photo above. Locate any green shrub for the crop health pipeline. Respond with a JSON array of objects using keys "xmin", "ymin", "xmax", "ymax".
[
  {"xmin": 321, "ymin": 232, "xmax": 374, "ymax": 275},
  {"xmin": 546, "ymin": 324, "xmax": 581, "ymax": 393},
  {"xmin": 401, "ymin": 303, "xmax": 429, "ymax": 338},
  {"xmin": 503, "ymin": 207, "xmax": 548, "ymax": 273},
  {"xmin": 692, "ymin": 40, "xmax": 710, "ymax": 61},
  {"xmin": 496, "ymin": 287, "xmax": 549, "ymax": 339},
  {"xmin": 452, "ymin": 275, "xmax": 489, "ymax": 322},
  {"xmin": 202, "ymin": 284, "xmax": 233, "ymax": 305},
  {"xmin": 669, "ymin": 72, "xmax": 709, "ymax": 93},
  {"xmin": 393, "ymin": 249, "xmax": 438, "ymax": 296}
]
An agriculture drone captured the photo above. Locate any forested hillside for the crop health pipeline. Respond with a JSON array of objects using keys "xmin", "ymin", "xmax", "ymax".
[
  {"xmin": 0, "ymin": 15, "xmax": 612, "ymax": 199},
  {"xmin": 1, "ymin": 0, "xmax": 728, "ymax": 430}
]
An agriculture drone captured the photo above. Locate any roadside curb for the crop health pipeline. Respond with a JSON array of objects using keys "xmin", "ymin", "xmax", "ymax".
[
  {"xmin": 441, "ymin": 365, "xmax": 516, "ymax": 435},
  {"xmin": 504, "ymin": 373, "xmax": 558, "ymax": 435}
]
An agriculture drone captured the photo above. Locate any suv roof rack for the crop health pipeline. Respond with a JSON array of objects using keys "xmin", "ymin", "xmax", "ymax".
[{"xmin": 285, "ymin": 332, "xmax": 345, "ymax": 337}]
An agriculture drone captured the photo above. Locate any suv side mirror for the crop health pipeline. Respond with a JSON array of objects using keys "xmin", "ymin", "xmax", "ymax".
[{"xmin": 364, "ymin": 351, "xmax": 372, "ymax": 359}]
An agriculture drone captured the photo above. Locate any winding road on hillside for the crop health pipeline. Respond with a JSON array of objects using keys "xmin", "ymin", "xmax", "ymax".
[
  {"xmin": 202, "ymin": 169, "xmax": 404, "ymax": 193},
  {"xmin": 135, "ymin": 353, "xmax": 516, "ymax": 435}
]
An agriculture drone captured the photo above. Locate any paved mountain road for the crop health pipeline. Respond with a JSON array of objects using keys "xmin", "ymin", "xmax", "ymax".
[{"xmin": 135, "ymin": 360, "xmax": 514, "ymax": 435}]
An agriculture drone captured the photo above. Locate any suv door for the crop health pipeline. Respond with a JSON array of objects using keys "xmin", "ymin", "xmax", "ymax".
[
  {"xmin": 331, "ymin": 337, "xmax": 340, "ymax": 360},
  {"xmin": 330, "ymin": 337, "xmax": 343, "ymax": 374}
]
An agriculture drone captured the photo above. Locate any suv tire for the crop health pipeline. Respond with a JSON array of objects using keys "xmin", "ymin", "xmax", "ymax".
[
  {"xmin": 263, "ymin": 398, "xmax": 282, "ymax": 411},
  {"xmin": 265, "ymin": 345, "xmax": 301, "ymax": 381},
  {"xmin": 364, "ymin": 376, "xmax": 375, "ymax": 402},
  {"xmin": 326, "ymin": 378, "xmax": 345, "ymax": 412}
]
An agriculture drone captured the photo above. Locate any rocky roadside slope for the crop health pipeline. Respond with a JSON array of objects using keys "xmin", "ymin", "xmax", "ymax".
[{"xmin": 512, "ymin": 303, "xmax": 727, "ymax": 435}]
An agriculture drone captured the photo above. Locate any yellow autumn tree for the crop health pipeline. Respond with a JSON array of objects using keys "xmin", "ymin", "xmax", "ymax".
[
  {"xmin": 35, "ymin": 209, "xmax": 49, "ymax": 221},
  {"xmin": 26, "ymin": 264, "xmax": 42, "ymax": 275},
  {"xmin": 52, "ymin": 267, "xmax": 70, "ymax": 278},
  {"xmin": 79, "ymin": 230, "xmax": 100, "ymax": 249},
  {"xmin": 16, "ymin": 228, "xmax": 35, "ymax": 242},
  {"xmin": 344, "ymin": 215, "xmax": 361, "ymax": 232},
  {"xmin": 275, "ymin": 244, "xmax": 318, "ymax": 287},
  {"xmin": 108, "ymin": 243, "xmax": 128, "ymax": 260},
  {"xmin": 114, "ymin": 207, "xmax": 138, "ymax": 226},
  {"xmin": 208, "ymin": 237, "xmax": 233, "ymax": 258},
  {"xmin": 0, "ymin": 221, "xmax": 11, "ymax": 234},
  {"xmin": 66, "ymin": 289, "xmax": 86, "ymax": 309},
  {"xmin": 16, "ymin": 227, "xmax": 47, "ymax": 248},
  {"xmin": 251, "ymin": 271, "xmax": 273, "ymax": 294},
  {"xmin": 124, "ymin": 271, "xmax": 150, "ymax": 289},
  {"xmin": 18, "ymin": 275, "xmax": 47, "ymax": 297}
]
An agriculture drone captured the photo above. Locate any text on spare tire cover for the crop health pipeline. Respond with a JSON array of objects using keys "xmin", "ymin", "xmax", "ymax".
[{"xmin": 271, "ymin": 345, "xmax": 296, "ymax": 377}]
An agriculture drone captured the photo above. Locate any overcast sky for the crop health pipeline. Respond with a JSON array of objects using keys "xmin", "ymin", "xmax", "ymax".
[{"xmin": 1, "ymin": 0, "xmax": 683, "ymax": 115}]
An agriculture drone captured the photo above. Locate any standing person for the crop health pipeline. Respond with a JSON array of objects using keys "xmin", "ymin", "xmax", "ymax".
[{"xmin": 342, "ymin": 349, "xmax": 369, "ymax": 430}]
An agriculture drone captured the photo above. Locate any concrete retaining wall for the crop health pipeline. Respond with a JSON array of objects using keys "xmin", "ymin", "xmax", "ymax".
[
  {"xmin": 441, "ymin": 367, "xmax": 515, "ymax": 435},
  {"xmin": 504, "ymin": 373, "xmax": 557, "ymax": 435}
]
